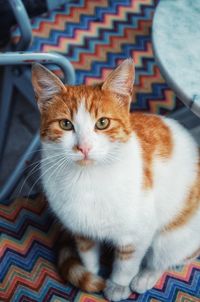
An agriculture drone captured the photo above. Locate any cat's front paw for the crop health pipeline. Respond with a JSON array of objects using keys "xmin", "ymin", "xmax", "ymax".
[
  {"xmin": 104, "ymin": 279, "xmax": 131, "ymax": 301},
  {"xmin": 130, "ymin": 270, "xmax": 161, "ymax": 294}
]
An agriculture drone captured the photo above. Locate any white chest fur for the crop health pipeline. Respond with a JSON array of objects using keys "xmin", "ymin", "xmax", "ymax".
[{"xmin": 42, "ymin": 136, "xmax": 143, "ymax": 241}]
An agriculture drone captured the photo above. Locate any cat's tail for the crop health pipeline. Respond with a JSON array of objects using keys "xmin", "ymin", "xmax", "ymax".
[{"xmin": 57, "ymin": 230, "xmax": 105, "ymax": 293}]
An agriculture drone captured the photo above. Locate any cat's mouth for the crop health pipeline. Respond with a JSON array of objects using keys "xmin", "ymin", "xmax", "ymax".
[{"xmin": 76, "ymin": 159, "xmax": 94, "ymax": 166}]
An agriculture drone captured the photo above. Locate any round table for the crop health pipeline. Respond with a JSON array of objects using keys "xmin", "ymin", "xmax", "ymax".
[{"xmin": 152, "ymin": 0, "xmax": 200, "ymax": 117}]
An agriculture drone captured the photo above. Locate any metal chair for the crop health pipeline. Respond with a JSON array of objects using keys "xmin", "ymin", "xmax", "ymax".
[{"xmin": 0, "ymin": 0, "xmax": 76, "ymax": 201}]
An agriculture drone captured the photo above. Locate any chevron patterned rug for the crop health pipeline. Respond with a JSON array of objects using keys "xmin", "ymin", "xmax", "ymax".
[
  {"xmin": 0, "ymin": 195, "xmax": 199, "ymax": 301},
  {"xmin": 13, "ymin": 0, "xmax": 183, "ymax": 114}
]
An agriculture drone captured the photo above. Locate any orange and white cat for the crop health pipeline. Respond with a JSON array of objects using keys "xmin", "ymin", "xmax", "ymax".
[{"xmin": 32, "ymin": 59, "xmax": 200, "ymax": 301}]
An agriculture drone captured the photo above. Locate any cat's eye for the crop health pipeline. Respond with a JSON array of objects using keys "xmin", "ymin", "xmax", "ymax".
[
  {"xmin": 95, "ymin": 117, "xmax": 110, "ymax": 130},
  {"xmin": 59, "ymin": 119, "xmax": 74, "ymax": 131}
]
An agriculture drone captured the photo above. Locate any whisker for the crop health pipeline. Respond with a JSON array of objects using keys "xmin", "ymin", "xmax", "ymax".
[
  {"xmin": 26, "ymin": 156, "xmax": 66, "ymax": 200},
  {"xmin": 24, "ymin": 152, "xmax": 68, "ymax": 169},
  {"xmin": 17, "ymin": 159, "xmax": 55, "ymax": 196},
  {"xmin": 46, "ymin": 156, "xmax": 67, "ymax": 183},
  {"xmin": 17, "ymin": 152, "xmax": 69, "ymax": 196},
  {"xmin": 24, "ymin": 144, "xmax": 66, "ymax": 155}
]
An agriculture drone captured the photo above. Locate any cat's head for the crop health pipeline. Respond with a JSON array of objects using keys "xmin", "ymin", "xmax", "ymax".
[{"xmin": 32, "ymin": 59, "xmax": 135, "ymax": 167}]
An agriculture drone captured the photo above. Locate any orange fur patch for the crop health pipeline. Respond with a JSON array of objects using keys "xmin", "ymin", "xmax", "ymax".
[
  {"xmin": 59, "ymin": 257, "xmax": 105, "ymax": 293},
  {"xmin": 116, "ymin": 244, "xmax": 135, "ymax": 260},
  {"xmin": 79, "ymin": 272, "xmax": 106, "ymax": 293},
  {"xmin": 130, "ymin": 113, "xmax": 173, "ymax": 189},
  {"xmin": 163, "ymin": 162, "xmax": 200, "ymax": 232},
  {"xmin": 75, "ymin": 235, "xmax": 95, "ymax": 252}
]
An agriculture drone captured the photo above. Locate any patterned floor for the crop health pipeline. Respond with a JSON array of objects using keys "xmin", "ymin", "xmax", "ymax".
[
  {"xmin": 0, "ymin": 195, "xmax": 199, "ymax": 301},
  {"xmin": 14, "ymin": 0, "xmax": 183, "ymax": 114},
  {"xmin": 3, "ymin": 1, "xmax": 200, "ymax": 301}
]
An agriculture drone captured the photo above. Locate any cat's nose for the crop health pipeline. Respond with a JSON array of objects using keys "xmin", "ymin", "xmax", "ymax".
[{"xmin": 77, "ymin": 144, "xmax": 92, "ymax": 157}]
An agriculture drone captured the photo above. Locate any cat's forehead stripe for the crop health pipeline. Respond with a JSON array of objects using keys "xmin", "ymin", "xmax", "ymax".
[{"xmin": 62, "ymin": 86, "xmax": 101, "ymax": 120}]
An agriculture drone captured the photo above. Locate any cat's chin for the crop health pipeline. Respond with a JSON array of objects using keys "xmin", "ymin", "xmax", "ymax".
[{"xmin": 75, "ymin": 159, "xmax": 94, "ymax": 166}]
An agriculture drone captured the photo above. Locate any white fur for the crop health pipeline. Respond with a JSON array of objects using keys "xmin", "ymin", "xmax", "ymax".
[
  {"xmin": 78, "ymin": 242, "xmax": 100, "ymax": 275},
  {"xmin": 41, "ymin": 105, "xmax": 200, "ymax": 301}
]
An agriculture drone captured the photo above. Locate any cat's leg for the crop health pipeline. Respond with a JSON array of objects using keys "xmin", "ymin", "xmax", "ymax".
[
  {"xmin": 104, "ymin": 238, "xmax": 152, "ymax": 301},
  {"xmin": 131, "ymin": 222, "xmax": 200, "ymax": 294},
  {"xmin": 130, "ymin": 245, "xmax": 163, "ymax": 294},
  {"xmin": 75, "ymin": 235, "xmax": 100, "ymax": 275},
  {"xmin": 104, "ymin": 191, "xmax": 157, "ymax": 301},
  {"xmin": 130, "ymin": 259, "xmax": 163, "ymax": 294}
]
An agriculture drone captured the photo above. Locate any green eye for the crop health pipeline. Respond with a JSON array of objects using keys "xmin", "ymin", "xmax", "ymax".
[
  {"xmin": 95, "ymin": 117, "xmax": 110, "ymax": 130},
  {"xmin": 59, "ymin": 119, "xmax": 74, "ymax": 131}
]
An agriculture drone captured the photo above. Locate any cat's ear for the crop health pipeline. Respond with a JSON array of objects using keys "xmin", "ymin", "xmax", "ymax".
[
  {"xmin": 102, "ymin": 58, "xmax": 135, "ymax": 98},
  {"xmin": 32, "ymin": 63, "xmax": 66, "ymax": 111}
]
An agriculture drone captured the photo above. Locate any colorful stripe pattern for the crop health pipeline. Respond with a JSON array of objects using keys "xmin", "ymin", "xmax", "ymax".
[
  {"xmin": 0, "ymin": 195, "xmax": 199, "ymax": 301},
  {"xmin": 13, "ymin": 0, "xmax": 183, "ymax": 114}
]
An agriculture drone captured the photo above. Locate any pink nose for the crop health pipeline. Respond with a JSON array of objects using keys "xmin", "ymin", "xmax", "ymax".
[{"xmin": 77, "ymin": 145, "xmax": 92, "ymax": 157}]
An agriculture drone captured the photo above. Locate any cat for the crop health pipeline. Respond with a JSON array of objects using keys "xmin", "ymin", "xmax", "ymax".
[{"xmin": 32, "ymin": 59, "xmax": 200, "ymax": 301}]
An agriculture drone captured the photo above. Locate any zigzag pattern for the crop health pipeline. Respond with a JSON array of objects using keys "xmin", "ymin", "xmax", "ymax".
[
  {"xmin": 0, "ymin": 196, "xmax": 76, "ymax": 301},
  {"xmin": 0, "ymin": 195, "xmax": 199, "ymax": 301},
  {"xmin": 12, "ymin": 0, "xmax": 183, "ymax": 114}
]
